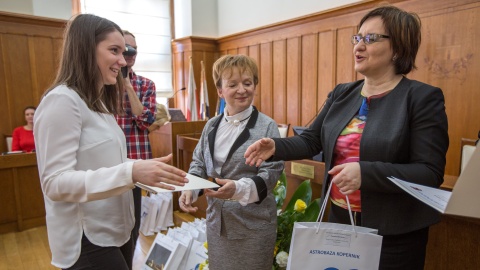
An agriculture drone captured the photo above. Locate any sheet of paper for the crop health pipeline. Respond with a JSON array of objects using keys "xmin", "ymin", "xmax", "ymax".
[
  {"xmin": 135, "ymin": 173, "xmax": 219, "ymax": 193},
  {"xmin": 387, "ymin": 176, "xmax": 451, "ymax": 213}
]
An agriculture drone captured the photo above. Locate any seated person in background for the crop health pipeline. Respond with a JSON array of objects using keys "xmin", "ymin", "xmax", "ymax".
[
  {"xmin": 179, "ymin": 55, "xmax": 284, "ymax": 270},
  {"xmin": 12, "ymin": 106, "xmax": 36, "ymax": 152},
  {"xmin": 147, "ymin": 103, "xmax": 171, "ymax": 132}
]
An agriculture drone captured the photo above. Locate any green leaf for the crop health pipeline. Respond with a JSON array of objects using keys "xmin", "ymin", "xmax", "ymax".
[
  {"xmin": 298, "ymin": 198, "xmax": 321, "ymax": 222},
  {"xmin": 273, "ymin": 171, "xmax": 287, "ymax": 210},
  {"xmin": 284, "ymin": 180, "xmax": 312, "ymax": 212}
]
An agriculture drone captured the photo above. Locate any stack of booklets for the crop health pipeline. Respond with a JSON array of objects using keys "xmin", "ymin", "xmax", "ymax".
[
  {"xmin": 387, "ymin": 145, "xmax": 480, "ymax": 219},
  {"xmin": 141, "ymin": 218, "xmax": 208, "ymax": 270}
]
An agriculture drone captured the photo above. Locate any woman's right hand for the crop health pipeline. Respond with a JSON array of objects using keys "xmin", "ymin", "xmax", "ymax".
[
  {"xmin": 179, "ymin": 191, "xmax": 198, "ymax": 213},
  {"xmin": 132, "ymin": 154, "xmax": 188, "ymax": 190},
  {"xmin": 244, "ymin": 138, "xmax": 276, "ymax": 167}
]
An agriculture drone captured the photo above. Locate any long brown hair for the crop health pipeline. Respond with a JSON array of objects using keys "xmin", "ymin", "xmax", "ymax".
[{"xmin": 46, "ymin": 14, "xmax": 124, "ymax": 114}]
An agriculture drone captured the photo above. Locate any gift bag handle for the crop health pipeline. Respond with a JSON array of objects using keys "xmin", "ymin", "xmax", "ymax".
[{"xmin": 315, "ymin": 180, "xmax": 357, "ymax": 236}]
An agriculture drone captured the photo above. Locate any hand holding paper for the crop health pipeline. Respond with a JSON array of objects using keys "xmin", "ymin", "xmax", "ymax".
[{"xmin": 136, "ymin": 173, "xmax": 219, "ymax": 194}]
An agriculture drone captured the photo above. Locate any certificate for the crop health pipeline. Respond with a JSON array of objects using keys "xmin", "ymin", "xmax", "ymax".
[{"xmin": 135, "ymin": 173, "xmax": 219, "ymax": 193}]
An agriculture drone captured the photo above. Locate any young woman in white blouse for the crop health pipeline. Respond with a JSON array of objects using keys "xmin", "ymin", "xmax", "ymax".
[{"xmin": 34, "ymin": 14, "xmax": 188, "ymax": 270}]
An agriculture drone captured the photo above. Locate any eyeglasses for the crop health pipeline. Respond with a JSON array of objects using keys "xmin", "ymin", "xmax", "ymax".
[{"xmin": 351, "ymin": 34, "xmax": 390, "ymax": 45}]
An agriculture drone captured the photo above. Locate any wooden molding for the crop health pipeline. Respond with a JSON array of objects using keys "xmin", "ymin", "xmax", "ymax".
[{"xmin": 0, "ymin": 11, "xmax": 66, "ymax": 28}]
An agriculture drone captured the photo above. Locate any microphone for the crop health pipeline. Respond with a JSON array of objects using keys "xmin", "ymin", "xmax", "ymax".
[{"xmin": 165, "ymin": 87, "xmax": 186, "ymax": 107}]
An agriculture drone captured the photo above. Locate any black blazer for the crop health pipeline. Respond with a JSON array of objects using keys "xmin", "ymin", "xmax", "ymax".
[{"xmin": 273, "ymin": 77, "xmax": 449, "ymax": 235}]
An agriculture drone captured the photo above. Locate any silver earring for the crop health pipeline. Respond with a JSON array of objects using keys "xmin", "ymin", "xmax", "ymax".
[{"xmin": 392, "ymin": 55, "xmax": 397, "ymax": 61}]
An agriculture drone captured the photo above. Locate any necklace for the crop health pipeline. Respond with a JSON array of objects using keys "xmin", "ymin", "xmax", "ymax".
[{"xmin": 224, "ymin": 114, "xmax": 252, "ymax": 126}]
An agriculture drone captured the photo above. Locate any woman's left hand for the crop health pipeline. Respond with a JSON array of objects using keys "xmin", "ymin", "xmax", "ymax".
[
  {"xmin": 329, "ymin": 163, "xmax": 361, "ymax": 195},
  {"xmin": 204, "ymin": 178, "xmax": 236, "ymax": 199}
]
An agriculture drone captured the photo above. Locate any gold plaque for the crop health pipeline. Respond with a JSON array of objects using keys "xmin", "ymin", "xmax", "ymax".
[{"xmin": 291, "ymin": 162, "xmax": 314, "ymax": 179}]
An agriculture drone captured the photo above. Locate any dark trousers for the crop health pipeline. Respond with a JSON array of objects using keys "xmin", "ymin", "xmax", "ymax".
[
  {"xmin": 132, "ymin": 186, "xmax": 141, "ymax": 248},
  {"xmin": 63, "ymin": 234, "xmax": 134, "ymax": 270},
  {"xmin": 329, "ymin": 203, "xmax": 429, "ymax": 270}
]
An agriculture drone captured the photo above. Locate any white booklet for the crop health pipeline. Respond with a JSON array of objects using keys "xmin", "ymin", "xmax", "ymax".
[
  {"xmin": 135, "ymin": 173, "xmax": 219, "ymax": 193},
  {"xmin": 387, "ymin": 176, "xmax": 451, "ymax": 213},
  {"xmin": 142, "ymin": 233, "xmax": 185, "ymax": 270},
  {"xmin": 387, "ymin": 144, "xmax": 480, "ymax": 219}
]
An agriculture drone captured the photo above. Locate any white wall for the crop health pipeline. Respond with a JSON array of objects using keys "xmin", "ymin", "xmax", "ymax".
[
  {"xmin": 81, "ymin": 0, "xmax": 173, "ymax": 94},
  {"xmin": 0, "ymin": 0, "xmax": 71, "ymax": 19},
  {"xmin": 216, "ymin": 0, "xmax": 362, "ymax": 37},
  {"xmin": 32, "ymin": 0, "xmax": 71, "ymax": 19},
  {"xmin": 0, "ymin": 0, "xmax": 33, "ymax": 16},
  {"xmin": 192, "ymin": 0, "xmax": 217, "ymax": 38},
  {"xmin": 173, "ymin": 0, "xmax": 363, "ymax": 39}
]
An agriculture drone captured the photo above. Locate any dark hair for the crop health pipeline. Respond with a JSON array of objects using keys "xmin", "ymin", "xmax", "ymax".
[
  {"xmin": 24, "ymin": 106, "xmax": 36, "ymax": 113},
  {"xmin": 46, "ymin": 14, "xmax": 124, "ymax": 114},
  {"xmin": 122, "ymin": 30, "xmax": 135, "ymax": 39},
  {"xmin": 213, "ymin": 55, "xmax": 259, "ymax": 89},
  {"xmin": 359, "ymin": 5, "xmax": 421, "ymax": 75}
]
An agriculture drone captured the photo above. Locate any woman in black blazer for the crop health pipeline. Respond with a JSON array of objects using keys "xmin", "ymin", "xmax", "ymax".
[{"xmin": 245, "ymin": 5, "xmax": 448, "ymax": 270}]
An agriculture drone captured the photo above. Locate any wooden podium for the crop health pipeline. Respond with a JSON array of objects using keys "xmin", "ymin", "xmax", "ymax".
[
  {"xmin": 0, "ymin": 153, "xmax": 45, "ymax": 233},
  {"xmin": 149, "ymin": 121, "xmax": 206, "ymax": 167}
]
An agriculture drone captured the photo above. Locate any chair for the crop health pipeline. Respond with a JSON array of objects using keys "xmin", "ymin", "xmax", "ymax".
[
  {"xmin": 4, "ymin": 134, "xmax": 12, "ymax": 152},
  {"xmin": 460, "ymin": 138, "xmax": 476, "ymax": 173},
  {"xmin": 277, "ymin": 123, "xmax": 290, "ymax": 138}
]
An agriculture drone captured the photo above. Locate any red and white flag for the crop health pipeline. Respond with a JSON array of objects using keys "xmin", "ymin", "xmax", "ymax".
[
  {"xmin": 199, "ymin": 61, "xmax": 210, "ymax": 120},
  {"xmin": 186, "ymin": 58, "xmax": 199, "ymax": 121}
]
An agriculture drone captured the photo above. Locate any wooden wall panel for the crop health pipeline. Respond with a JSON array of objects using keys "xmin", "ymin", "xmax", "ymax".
[
  {"xmin": 317, "ymin": 31, "xmax": 335, "ymax": 109},
  {"xmin": 171, "ymin": 51, "xmax": 186, "ymax": 109},
  {"xmin": 248, "ymin": 44, "xmax": 261, "ymax": 109},
  {"xmin": 0, "ymin": 35, "xmax": 10, "ymax": 133},
  {"xmin": 408, "ymin": 5, "xmax": 480, "ymax": 175},
  {"xmin": 335, "ymin": 27, "xmax": 356, "ymax": 84},
  {"xmin": 300, "ymin": 34, "xmax": 318, "ymax": 125},
  {"xmin": 272, "ymin": 40, "xmax": 287, "ymax": 125},
  {"xmin": 286, "ymin": 37, "xmax": 301, "ymax": 134},
  {"xmin": 30, "ymin": 36, "xmax": 58, "ymax": 102},
  {"xmin": 4, "ymin": 34, "xmax": 34, "ymax": 129},
  {"xmin": 171, "ymin": 37, "xmax": 218, "ymax": 118},
  {"xmin": 0, "ymin": 170, "xmax": 16, "ymax": 225},
  {"xmin": 237, "ymin": 46, "xmax": 248, "ymax": 56},
  {"xmin": 260, "ymin": 42, "xmax": 273, "ymax": 116}
]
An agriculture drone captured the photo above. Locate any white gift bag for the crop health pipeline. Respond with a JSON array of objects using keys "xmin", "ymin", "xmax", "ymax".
[{"xmin": 287, "ymin": 181, "xmax": 383, "ymax": 270}]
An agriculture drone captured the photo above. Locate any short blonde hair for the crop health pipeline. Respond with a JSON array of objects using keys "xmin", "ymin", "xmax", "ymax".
[{"xmin": 212, "ymin": 55, "xmax": 259, "ymax": 89}]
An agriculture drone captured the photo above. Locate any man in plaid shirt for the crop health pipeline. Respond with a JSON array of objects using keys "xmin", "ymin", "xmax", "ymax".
[{"xmin": 116, "ymin": 30, "xmax": 156, "ymax": 252}]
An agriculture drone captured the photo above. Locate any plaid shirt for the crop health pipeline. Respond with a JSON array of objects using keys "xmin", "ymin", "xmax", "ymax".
[{"xmin": 116, "ymin": 71, "xmax": 156, "ymax": 160}]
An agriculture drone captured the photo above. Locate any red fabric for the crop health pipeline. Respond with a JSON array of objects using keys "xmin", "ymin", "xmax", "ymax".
[{"xmin": 12, "ymin": 126, "xmax": 35, "ymax": 152}]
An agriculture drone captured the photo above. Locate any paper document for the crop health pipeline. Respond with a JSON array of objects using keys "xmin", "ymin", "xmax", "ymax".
[
  {"xmin": 386, "ymin": 144, "xmax": 480, "ymax": 219},
  {"xmin": 387, "ymin": 177, "xmax": 451, "ymax": 213},
  {"xmin": 135, "ymin": 173, "xmax": 219, "ymax": 193}
]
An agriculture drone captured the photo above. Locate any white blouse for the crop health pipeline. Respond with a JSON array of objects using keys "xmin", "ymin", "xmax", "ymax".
[
  {"xmin": 34, "ymin": 85, "xmax": 136, "ymax": 268},
  {"xmin": 214, "ymin": 106, "xmax": 259, "ymax": 205}
]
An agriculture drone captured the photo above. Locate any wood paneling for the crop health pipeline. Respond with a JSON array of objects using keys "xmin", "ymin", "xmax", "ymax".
[
  {"xmin": 272, "ymin": 39, "xmax": 287, "ymax": 125},
  {"xmin": 0, "ymin": 12, "xmax": 65, "ymax": 153},
  {"xmin": 171, "ymin": 0, "xmax": 480, "ymax": 176},
  {"xmin": 176, "ymin": 134, "xmax": 207, "ymax": 218},
  {"xmin": 148, "ymin": 121, "xmax": 206, "ymax": 167},
  {"xmin": 0, "ymin": 153, "xmax": 45, "ymax": 234},
  {"xmin": 171, "ymin": 37, "xmax": 218, "ymax": 119},
  {"xmin": 286, "ymin": 37, "xmax": 301, "ymax": 134},
  {"xmin": 260, "ymin": 42, "xmax": 273, "ymax": 116}
]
